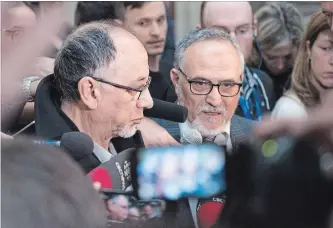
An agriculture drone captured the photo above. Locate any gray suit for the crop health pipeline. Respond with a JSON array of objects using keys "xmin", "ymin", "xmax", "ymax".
[{"xmin": 151, "ymin": 115, "xmax": 254, "ymax": 228}]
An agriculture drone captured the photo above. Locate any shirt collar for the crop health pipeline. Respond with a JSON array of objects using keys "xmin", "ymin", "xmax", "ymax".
[{"xmin": 93, "ymin": 141, "xmax": 113, "ymax": 163}]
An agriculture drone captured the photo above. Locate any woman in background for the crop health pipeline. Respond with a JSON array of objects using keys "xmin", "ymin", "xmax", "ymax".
[
  {"xmin": 249, "ymin": 2, "xmax": 304, "ymax": 99},
  {"xmin": 272, "ymin": 10, "xmax": 333, "ymax": 118}
]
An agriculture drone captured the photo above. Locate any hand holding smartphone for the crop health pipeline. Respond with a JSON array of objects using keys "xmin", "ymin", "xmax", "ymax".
[{"xmin": 135, "ymin": 144, "xmax": 226, "ymax": 200}]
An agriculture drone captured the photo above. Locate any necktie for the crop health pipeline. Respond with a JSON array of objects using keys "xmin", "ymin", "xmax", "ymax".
[{"xmin": 196, "ymin": 133, "xmax": 228, "ymax": 228}]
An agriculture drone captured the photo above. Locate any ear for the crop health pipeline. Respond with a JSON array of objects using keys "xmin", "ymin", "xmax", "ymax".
[
  {"xmin": 253, "ymin": 19, "xmax": 258, "ymax": 37},
  {"xmin": 77, "ymin": 77, "xmax": 101, "ymax": 110},
  {"xmin": 170, "ymin": 68, "xmax": 180, "ymax": 88},
  {"xmin": 240, "ymin": 73, "xmax": 244, "ymax": 81},
  {"xmin": 196, "ymin": 24, "xmax": 202, "ymax": 29},
  {"xmin": 306, "ymin": 40, "xmax": 312, "ymax": 59}
]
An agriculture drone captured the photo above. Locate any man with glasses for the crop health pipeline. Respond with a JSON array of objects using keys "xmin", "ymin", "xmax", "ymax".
[
  {"xmin": 157, "ymin": 28, "xmax": 253, "ymax": 228},
  {"xmin": 34, "ymin": 21, "xmax": 153, "ymax": 170},
  {"xmin": 198, "ymin": 1, "xmax": 275, "ymax": 121}
]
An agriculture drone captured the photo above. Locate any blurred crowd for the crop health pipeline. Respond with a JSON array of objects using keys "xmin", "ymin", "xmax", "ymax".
[{"xmin": 2, "ymin": 1, "xmax": 333, "ymax": 228}]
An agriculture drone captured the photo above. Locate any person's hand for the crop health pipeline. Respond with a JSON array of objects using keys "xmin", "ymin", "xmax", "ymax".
[
  {"xmin": 254, "ymin": 90, "xmax": 333, "ymax": 145},
  {"xmin": 33, "ymin": 57, "xmax": 55, "ymax": 77},
  {"xmin": 138, "ymin": 118, "xmax": 180, "ymax": 147},
  {"xmin": 255, "ymin": 90, "xmax": 333, "ymax": 161},
  {"xmin": 1, "ymin": 132, "xmax": 13, "ymax": 140}
]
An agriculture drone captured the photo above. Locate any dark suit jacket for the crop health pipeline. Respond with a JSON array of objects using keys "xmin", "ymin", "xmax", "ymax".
[{"xmin": 152, "ymin": 115, "xmax": 254, "ymax": 228}]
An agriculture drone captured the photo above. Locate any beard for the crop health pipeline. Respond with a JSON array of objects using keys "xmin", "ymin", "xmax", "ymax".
[
  {"xmin": 176, "ymin": 85, "xmax": 228, "ymax": 138},
  {"xmin": 191, "ymin": 103, "xmax": 228, "ymax": 138},
  {"xmin": 117, "ymin": 123, "xmax": 138, "ymax": 138}
]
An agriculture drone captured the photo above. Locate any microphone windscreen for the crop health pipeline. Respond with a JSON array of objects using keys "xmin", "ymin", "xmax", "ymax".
[
  {"xmin": 60, "ymin": 132, "xmax": 94, "ymax": 161},
  {"xmin": 144, "ymin": 98, "xmax": 188, "ymax": 123},
  {"xmin": 197, "ymin": 200, "xmax": 225, "ymax": 228},
  {"xmin": 88, "ymin": 167, "xmax": 113, "ymax": 188},
  {"xmin": 97, "ymin": 148, "xmax": 135, "ymax": 191}
]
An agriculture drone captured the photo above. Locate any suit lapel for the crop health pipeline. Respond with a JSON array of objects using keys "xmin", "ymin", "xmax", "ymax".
[{"xmin": 230, "ymin": 115, "xmax": 252, "ymax": 150}]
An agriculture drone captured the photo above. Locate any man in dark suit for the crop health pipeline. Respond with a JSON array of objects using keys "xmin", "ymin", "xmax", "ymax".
[
  {"xmin": 153, "ymin": 28, "xmax": 253, "ymax": 228},
  {"xmin": 34, "ymin": 21, "xmax": 153, "ymax": 172}
]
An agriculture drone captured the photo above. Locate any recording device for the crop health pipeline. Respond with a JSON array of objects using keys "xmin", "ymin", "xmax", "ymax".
[
  {"xmin": 33, "ymin": 131, "xmax": 94, "ymax": 160},
  {"xmin": 133, "ymin": 144, "xmax": 226, "ymax": 201},
  {"xmin": 32, "ymin": 131, "xmax": 99, "ymax": 173},
  {"xmin": 88, "ymin": 148, "xmax": 136, "ymax": 191},
  {"xmin": 100, "ymin": 189, "xmax": 166, "ymax": 225},
  {"xmin": 217, "ymin": 135, "xmax": 333, "ymax": 228},
  {"xmin": 144, "ymin": 98, "xmax": 188, "ymax": 123}
]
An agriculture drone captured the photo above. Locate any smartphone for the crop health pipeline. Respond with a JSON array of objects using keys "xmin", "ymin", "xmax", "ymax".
[
  {"xmin": 100, "ymin": 189, "xmax": 166, "ymax": 225},
  {"xmin": 135, "ymin": 144, "xmax": 226, "ymax": 200}
]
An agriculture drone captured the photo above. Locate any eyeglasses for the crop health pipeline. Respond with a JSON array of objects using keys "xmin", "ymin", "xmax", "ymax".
[
  {"xmin": 91, "ymin": 76, "xmax": 152, "ymax": 100},
  {"xmin": 178, "ymin": 68, "xmax": 242, "ymax": 97}
]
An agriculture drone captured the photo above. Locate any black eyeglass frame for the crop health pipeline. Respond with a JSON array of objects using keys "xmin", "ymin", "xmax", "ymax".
[
  {"xmin": 178, "ymin": 68, "xmax": 242, "ymax": 97},
  {"xmin": 91, "ymin": 76, "xmax": 152, "ymax": 100}
]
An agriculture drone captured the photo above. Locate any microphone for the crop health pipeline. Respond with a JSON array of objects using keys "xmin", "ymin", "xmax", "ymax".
[
  {"xmin": 88, "ymin": 167, "xmax": 113, "ymax": 188},
  {"xmin": 33, "ymin": 132, "xmax": 94, "ymax": 161},
  {"xmin": 33, "ymin": 132, "xmax": 100, "ymax": 173},
  {"xmin": 89, "ymin": 148, "xmax": 136, "ymax": 191},
  {"xmin": 179, "ymin": 121, "xmax": 202, "ymax": 144},
  {"xmin": 197, "ymin": 196, "xmax": 226, "ymax": 228},
  {"xmin": 144, "ymin": 98, "xmax": 188, "ymax": 123}
]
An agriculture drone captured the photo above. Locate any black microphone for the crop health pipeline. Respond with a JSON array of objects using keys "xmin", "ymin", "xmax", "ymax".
[
  {"xmin": 144, "ymin": 98, "xmax": 188, "ymax": 123},
  {"xmin": 34, "ymin": 132, "xmax": 98, "ymax": 173},
  {"xmin": 34, "ymin": 132, "xmax": 94, "ymax": 161},
  {"xmin": 93, "ymin": 147, "xmax": 136, "ymax": 191}
]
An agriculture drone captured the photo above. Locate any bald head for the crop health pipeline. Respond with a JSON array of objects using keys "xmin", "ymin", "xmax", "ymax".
[
  {"xmin": 54, "ymin": 21, "xmax": 148, "ymax": 102},
  {"xmin": 200, "ymin": 1, "xmax": 255, "ymax": 62},
  {"xmin": 201, "ymin": 1, "xmax": 253, "ymax": 28}
]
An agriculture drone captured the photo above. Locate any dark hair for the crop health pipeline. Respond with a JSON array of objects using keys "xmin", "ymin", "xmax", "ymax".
[
  {"xmin": 123, "ymin": 1, "xmax": 148, "ymax": 9},
  {"xmin": 54, "ymin": 21, "xmax": 118, "ymax": 102},
  {"xmin": 2, "ymin": 138, "xmax": 106, "ymax": 228},
  {"xmin": 112, "ymin": 1, "xmax": 149, "ymax": 21},
  {"xmin": 75, "ymin": 1, "xmax": 124, "ymax": 26}
]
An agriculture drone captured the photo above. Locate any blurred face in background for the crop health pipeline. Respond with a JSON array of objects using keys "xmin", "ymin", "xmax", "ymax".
[
  {"xmin": 171, "ymin": 40, "xmax": 243, "ymax": 137},
  {"xmin": 123, "ymin": 2, "xmax": 168, "ymax": 56},
  {"xmin": 262, "ymin": 39, "xmax": 297, "ymax": 76},
  {"xmin": 1, "ymin": 2, "xmax": 37, "ymax": 54},
  {"xmin": 307, "ymin": 29, "xmax": 333, "ymax": 90},
  {"xmin": 200, "ymin": 1, "xmax": 255, "ymax": 62}
]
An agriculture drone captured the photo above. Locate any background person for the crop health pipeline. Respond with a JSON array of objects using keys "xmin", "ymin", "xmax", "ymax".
[
  {"xmin": 249, "ymin": 2, "xmax": 304, "ymax": 100},
  {"xmin": 272, "ymin": 10, "xmax": 333, "ymax": 119}
]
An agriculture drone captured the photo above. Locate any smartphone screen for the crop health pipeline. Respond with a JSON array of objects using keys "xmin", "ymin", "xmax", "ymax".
[
  {"xmin": 136, "ymin": 144, "xmax": 226, "ymax": 200},
  {"xmin": 101, "ymin": 190, "xmax": 166, "ymax": 225}
]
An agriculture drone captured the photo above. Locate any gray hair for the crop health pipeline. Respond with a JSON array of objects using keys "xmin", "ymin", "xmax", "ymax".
[
  {"xmin": 254, "ymin": 2, "xmax": 303, "ymax": 51},
  {"xmin": 54, "ymin": 21, "xmax": 118, "ymax": 102},
  {"xmin": 174, "ymin": 28, "xmax": 245, "ymax": 71}
]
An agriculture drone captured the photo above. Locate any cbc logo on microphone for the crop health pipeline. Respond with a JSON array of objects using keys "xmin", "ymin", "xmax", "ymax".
[{"xmin": 124, "ymin": 160, "xmax": 131, "ymax": 181}]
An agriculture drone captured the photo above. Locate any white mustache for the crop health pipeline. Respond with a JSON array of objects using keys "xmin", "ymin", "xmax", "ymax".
[{"xmin": 197, "ymin": 105, "xmax": 227, "ymax": 115}]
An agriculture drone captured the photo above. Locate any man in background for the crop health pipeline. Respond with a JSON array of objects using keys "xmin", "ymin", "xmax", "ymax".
[
  {"xmin": 116, "ymin": 2, "xmax": 177, "ymax": 102},
  {"xmin": 199, "ymin": 1, "xmax": 275, "ymax": 120}
]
